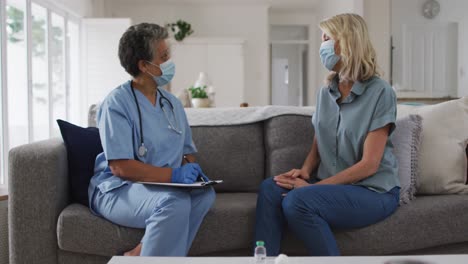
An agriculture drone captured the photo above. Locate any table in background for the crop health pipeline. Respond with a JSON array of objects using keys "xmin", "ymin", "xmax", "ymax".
[{"xmin": 108, "ymin": 255, "xmax": 468, "ymax": 264}]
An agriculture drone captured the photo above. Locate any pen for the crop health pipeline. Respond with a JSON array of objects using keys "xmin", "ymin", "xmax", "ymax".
[{"xmin": 199, "ymin": 174, "xmax": 207, "ymax": 183}]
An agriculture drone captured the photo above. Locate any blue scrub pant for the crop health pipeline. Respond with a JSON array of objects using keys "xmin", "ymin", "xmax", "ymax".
[
  {"xmin": 91, "ymin": 183, "xmax": 215, "ymax": 256},
  {"xmin": 254, "ymin": 177, "xmax": 399, "ymax": 256}
]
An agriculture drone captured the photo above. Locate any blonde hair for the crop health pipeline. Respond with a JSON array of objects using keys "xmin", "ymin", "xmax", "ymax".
[{"xmin": 319, "ymin": 13, "xmax": 380, "ymax": 83}]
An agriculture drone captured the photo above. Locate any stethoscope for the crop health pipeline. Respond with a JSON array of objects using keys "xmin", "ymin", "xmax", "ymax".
[{"xmin": 130, "ymin": 81, "xmax": 182, "ymax": 157}]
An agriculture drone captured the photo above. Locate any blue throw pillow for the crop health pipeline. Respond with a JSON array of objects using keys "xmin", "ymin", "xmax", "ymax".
[{"xmin": 57, "ymin": 119, "xmax": 102, "ymax": 206}]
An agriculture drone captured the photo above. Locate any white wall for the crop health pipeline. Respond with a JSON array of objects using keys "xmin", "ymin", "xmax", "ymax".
[
  {"xmin": 269, "ymin": 3, "xmax": 364, "ymax": 105},
  {"xmin": 57, "ymin": 0, "xmax": 93, "ymax": 16},
  {"xmin": 99, "ymin": 0, "xmax": 270, "ymax": 106},
  {"xmin": 314, "ymin": 0, "xmax": 363, "ymax": 93},
  {"xmin": 363, "ymin": 0, "xmax": 391, "ymax": 81},
  {"xmin": 88, "ymin": 0, "xmax": 367, "ymax": 106},
  {"xmin": 269, "ymin": 9, "xmax": 318, "ymax": 105},
  {"xmin": 44, "ymin": 0, "xmax": 94, "ymax": 17},
  {"xmin": 170, "ymin": 38, "xmax": 245, "ymax": 107},
  {"xmin": 319, "ymin": 0, "xmax": 363, "ymax": 20},
  {"xmin": 364, "ymin": 0, "xmax": 468, "ymax": 97},
  {"xmin": 81, "ymin": 19, "xmax": 132, "ymax": 125},
  {"xmin": 393, "ymin": 0, "xmax": 467, "ymax": 97}
]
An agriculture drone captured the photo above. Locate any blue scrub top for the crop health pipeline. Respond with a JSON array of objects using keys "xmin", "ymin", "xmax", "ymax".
[
  {"xmin": 312, "ymin": 76, "xmax": 400, "ymax": 193},
  {"xmin": 88, "ymin": 80, "xmax": 197, "ymax": 205}
]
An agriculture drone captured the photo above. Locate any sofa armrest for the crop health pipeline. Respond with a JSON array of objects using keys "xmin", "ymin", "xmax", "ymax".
[{"xmin": 8, "ymin": 138, "xmax": 69, "ymax": 264}]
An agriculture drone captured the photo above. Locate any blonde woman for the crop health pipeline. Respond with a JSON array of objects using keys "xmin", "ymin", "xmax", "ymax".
[{"xmin": 254, "ymin": 13, "xmax": 400, "ymax": 256}]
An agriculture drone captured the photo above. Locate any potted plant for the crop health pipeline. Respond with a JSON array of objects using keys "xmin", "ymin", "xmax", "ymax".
[
  {"xmin": 165, "ymin": 20, "xmax": 194, "ymax": 42},
  {"xmin": 188, "ymin": 85, "xmax": 211, "ymax": 108}
]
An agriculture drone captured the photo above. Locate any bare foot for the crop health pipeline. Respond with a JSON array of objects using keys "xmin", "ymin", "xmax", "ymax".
[{"xmin": 124, "ymin": 243, "xmax": 142, "ymax": 256}]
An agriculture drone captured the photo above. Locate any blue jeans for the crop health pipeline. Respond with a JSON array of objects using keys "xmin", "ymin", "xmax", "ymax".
[
  {"xmin": 91, "ymin": 182, "xmax": 215, "ymax": 256},
  {"xmin": 254, "ymin": 177, "xmax": 399, "ymax": 256}
]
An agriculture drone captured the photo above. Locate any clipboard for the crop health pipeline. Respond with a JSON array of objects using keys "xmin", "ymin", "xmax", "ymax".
[{"xmin": 138, "ymin": 180, "xmax": 223, "ymax": 188}]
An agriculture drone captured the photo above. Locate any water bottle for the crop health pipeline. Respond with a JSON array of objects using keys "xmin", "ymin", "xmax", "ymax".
[{"xmin": 254, "ymin": 240, "xmax": 267, "ymax": 264}]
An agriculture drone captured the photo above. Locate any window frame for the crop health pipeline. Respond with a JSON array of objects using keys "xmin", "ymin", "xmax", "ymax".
[
  {"xmin": 0, "ymin": 0, "xmax": 82, "ymax": 187},
  {"xmin": 0, "ymin": 0, "xmax": 8, "ymax": 186}
]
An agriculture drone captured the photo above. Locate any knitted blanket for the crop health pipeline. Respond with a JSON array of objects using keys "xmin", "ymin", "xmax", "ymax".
[{"xmin": 185, "ymin": 105, "xmax": 314, "ymax": 126}]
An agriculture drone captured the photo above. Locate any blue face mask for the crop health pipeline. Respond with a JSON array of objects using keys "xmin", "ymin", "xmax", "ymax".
[
  {"xmin": 146, "ymin": 60, "xmax": 176, "ymax": 87},
  {"xmin": 319, "ymin": 39, "xmax": 340, "ymax": 71}
]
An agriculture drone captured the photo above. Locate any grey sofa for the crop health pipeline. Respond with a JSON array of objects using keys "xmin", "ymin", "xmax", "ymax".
[{"xmin": 9, "ymin": 111, "xmax": 468, "ymax": 264}]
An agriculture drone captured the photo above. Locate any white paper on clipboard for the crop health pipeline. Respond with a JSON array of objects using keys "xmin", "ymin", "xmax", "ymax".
[{"xmin": 138, "ymin": 180, "xmax": 223, "ymax": 188}]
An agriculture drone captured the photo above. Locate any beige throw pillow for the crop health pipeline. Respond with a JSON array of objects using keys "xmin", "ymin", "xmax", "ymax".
[{"xmin": 397, "ymin": 97, "xmax": 468, "ymax": 194}]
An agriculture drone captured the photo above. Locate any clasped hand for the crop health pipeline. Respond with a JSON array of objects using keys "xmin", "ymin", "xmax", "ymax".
[{"xmin": 274, "ymin": 168, "xmax": 311, "ymax": 190}]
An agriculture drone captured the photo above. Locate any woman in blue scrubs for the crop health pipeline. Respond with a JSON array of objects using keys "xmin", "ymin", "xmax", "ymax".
[
  {"xmin": 255, "ymin": 14, "xmax": 400, "ymax": 256},
  {"xmin": 88, "ymin": 23, "xmax": 215, "ymax": 256}
]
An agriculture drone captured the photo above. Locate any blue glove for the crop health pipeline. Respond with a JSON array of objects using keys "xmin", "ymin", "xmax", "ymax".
[
  {"xmin": 171, "ymin": 163, "xmax": 202, "ymax": 184},
  {"xmin": 194, "ymin": 166, "xmax": 210, "ymax": 182}
]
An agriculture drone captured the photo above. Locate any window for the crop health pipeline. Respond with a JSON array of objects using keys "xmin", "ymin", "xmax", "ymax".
[
  {"xmin": 0, "ymin": 0, "xmax": 81, "ymax": 185},
  {"xmin": 50, "ymin": 12, "xmax": 65, "ymax": 137},
  {"xmin": 6, "ymin": 0, "xmax": 28, "ymax": 149},
  {"xmin": 31, "ymin": 3, "xmax": 48, "ymax": 141},
  {"xmin": 0, "ymin": 2, "xmax": 5, "ymax": 185},
  {"xmin": 67, "ymin": 20, "xmax": 80, "ymax": 125}
]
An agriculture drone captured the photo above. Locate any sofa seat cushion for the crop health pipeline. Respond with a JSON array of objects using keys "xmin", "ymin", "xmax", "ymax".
[
  {"xmin": 58, "ymin": 194, "xmax": 468, "ymax": 257},
  {"xmin": 57, "ymin": 193, "xmax": 257, "ymax": 257},
  {"xmin": 282, "ymin": 194, "xmax": 468, "ymax": 255},
  {"xmin": 57, "ymin": 204, "xmax": 143, "ymax": 257},
  {"xmin": 189, "ymin": 192, "xmax": 257, "ymax": 254},
  {"xmin": 338, "ymin": 194, "xmax": 468, "ymax": 255}
]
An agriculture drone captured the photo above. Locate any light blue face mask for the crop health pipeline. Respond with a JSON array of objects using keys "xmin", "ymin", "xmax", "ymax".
[
  {"xmin": 319, "ymin": 39, "xmax": 340, "ymax": 71},
  {"xmin": 146, "ymin": 60, "xmax": 176, "ymax": 87}
]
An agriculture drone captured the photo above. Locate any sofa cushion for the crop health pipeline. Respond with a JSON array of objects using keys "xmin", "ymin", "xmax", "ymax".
[
  {"xmin": 281, "ymin": 194, "xmax": 468, "ymax": 255},
  {"xmin": 337, "ymin": 195, "xmax": 468, "ymax": 255},
  {"xmin": 57, "ymin": 194, "xmax": 468, "ymax": 257},
  {"xmin": 392, "ymin": 115, "xmax": 423, "ymax": 204},
  {"xmin": 57, "ymin": 193, "xmax": 258, "ymax": 257},
  {"xmin": 57, "ymin": 204, "xmax": 143, "ymax": 257},
  {"xmin": 58, "ymin": 250, "xmax": 110, "ymax": 264},
  {"xmin": 57, "ymin": 119, "xmax": 102, "ymax": 206},
  {"xmin": 264, "ymin": 115, "xmax": 314, "ymax": 177},
  {"xmin": 189, "ymin": 193, "xmax": 257, "ymax": 254},
  {"xmin": 191, "ymin": 124, "xmax": 264, "ymax": 192},
  {"xmin": 397, "ymin": 98, "xmax": 468, "ymax": 194}
]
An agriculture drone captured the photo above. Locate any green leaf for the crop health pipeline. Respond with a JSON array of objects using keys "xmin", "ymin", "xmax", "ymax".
[
  {"xmin": 167, "ymin": 19, "xmax": 194, "ymax": 42},
  {"xmin": 188, "ymin": 85, "xmax": 208, "ymax": 98}
]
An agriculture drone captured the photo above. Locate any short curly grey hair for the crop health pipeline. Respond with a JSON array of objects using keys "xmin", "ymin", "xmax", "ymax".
[{"xmin": 118, "ymin": 23, "xmax": 168, "ymax": 77}]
